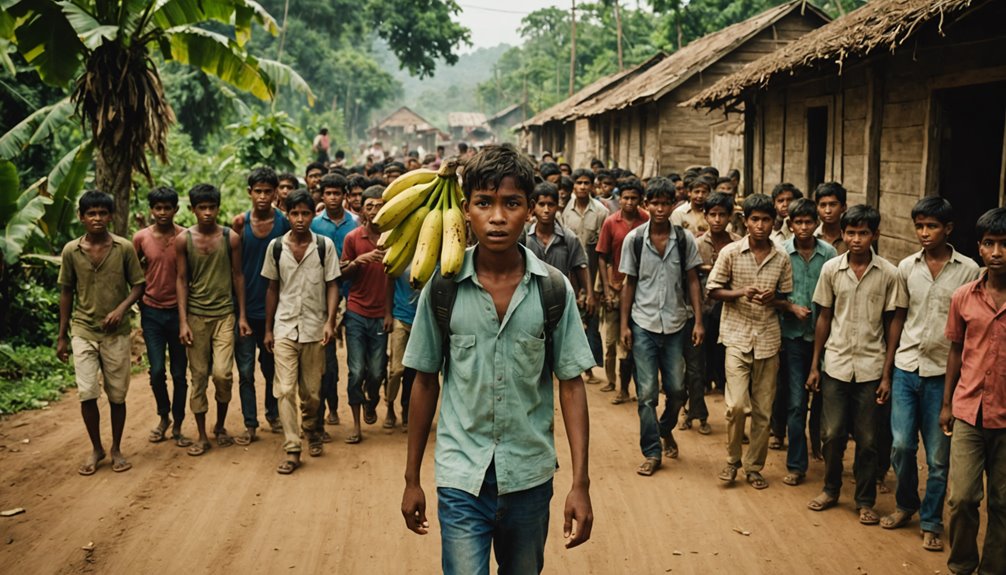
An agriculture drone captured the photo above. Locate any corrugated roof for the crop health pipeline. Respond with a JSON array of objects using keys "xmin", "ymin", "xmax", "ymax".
[
  {"xmin": 686, "ymin": 0, "xmax": 978, "ymax": 109},
  {"xmin": 573, "ymin": 0, "xmax": 828, "ymax": 118},
  {"xmin": 447, "ymin": 112, "xmax": 489, "ymax": 128}
]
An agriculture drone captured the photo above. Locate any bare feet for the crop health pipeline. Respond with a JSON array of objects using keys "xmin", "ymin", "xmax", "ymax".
[{"xmin": 78, "ymin": 449, "xmax": 106, "ymax": 476}]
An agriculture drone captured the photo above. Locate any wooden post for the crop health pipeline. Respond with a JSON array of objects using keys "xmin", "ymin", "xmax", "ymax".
[
  {"xmin": 614, "ymin": 0, "xmax": 623, "ymax": 71},
  {"xmin": 569, "ymin": 0, "xmax": 577, "ymax": 97},
  {"xmin": 744, "ymin": 94, "xmax": 756, "ymax": 197},
  {"xmin": 865, "ymin": 63, "xmax": 885, "ymax": 208}
]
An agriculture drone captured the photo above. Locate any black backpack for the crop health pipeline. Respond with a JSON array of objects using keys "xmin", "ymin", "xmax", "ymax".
[
  {"xmin": 271, "ymin": 235, "xmax": 327, "ymax": 271},
  {"xmin": 429, "ymin": 264, "xmax": 567, "ymax": 380},
  {"xmin": 632, "ymin": 224, "xmax": 691, "ymax": 304}
]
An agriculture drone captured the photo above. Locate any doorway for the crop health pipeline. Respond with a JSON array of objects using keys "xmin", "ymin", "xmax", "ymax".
[{"xmin": 807, "ymin": 106, "xmax": 829, "ymax": 192}]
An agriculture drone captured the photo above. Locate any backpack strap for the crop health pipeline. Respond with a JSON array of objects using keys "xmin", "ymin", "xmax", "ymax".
[
  {"xmin": 272, "ymin": 237, "xmax": 283, "ymax": 270},
  {"xmin": 316, "ymin": 235, "xmax": 326, "ymax": 266},
  {"xmin": 674, "ymin": 225, "xmax": 691, "ymax": 306},
  {"xmin": 429, "ymin": 269, "xmax": 459, "ymax": 375},
  {"xmin": 537, "ymin": 263, "xmax": 567, "ymax": 380}
]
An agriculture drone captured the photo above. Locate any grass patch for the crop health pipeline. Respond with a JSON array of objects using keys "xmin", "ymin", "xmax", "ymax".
[{"xmin": 0, "ymin": 344, "xmax": 75, "ymax": 415}]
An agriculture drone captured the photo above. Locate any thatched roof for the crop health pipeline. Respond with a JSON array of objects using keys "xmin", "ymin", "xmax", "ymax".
[
  {"xmin": 572, "ymin": 0, "xmax": 829, "ymax": 119},
  {"xmin": 517, "ymin": 53, "xmax": 667, "ymax": 129},
  {"xmin": 687, "ymin": 0, "xmax": 978, "ymax": 109},
  {"xmin": 448, "ymin": 112, "xmax": 489, "ymax": 129},
  {"xmin": 374, "ymin": 106, "xmax": 436, "ymax": 132}
]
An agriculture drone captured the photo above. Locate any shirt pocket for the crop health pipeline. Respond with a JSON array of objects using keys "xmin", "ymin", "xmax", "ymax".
[
  {"xmin": 516, "ymin": 329, "xmax": 547, "ymax": 384},
  {"xmin": 929, "ymin": 286, "xmax": 954, "ymax": 318},
  {"xmin": 448, "ymin": 334, "xmax": 477, "ymax": 382}
]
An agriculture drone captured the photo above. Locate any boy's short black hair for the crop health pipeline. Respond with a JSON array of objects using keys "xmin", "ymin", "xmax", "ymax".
[
  {"xmin": 645, "ymin": 176, "xmax": 675, "ymax": 202},
  {"xmin": 530, "ymin": 182, "xmax": 559, "ymax": 204},
  {"xmin": 976, "ymin": 207, "xmax": 1006, "ymax": 239},
  {"xmin": 79, "ymin": 190, "xmax": 114, "ymax": 213},
  {"xmin": 771, "ymin": 182, "xmax": 803, "ymax": 201},
  {"xmin": 742, "ymin": 193, "xmax": 776, "ymax": 219},
  {"xmin": 689, "ymin": 176, "xmax": 714, "ymax": 191},
  {"xmin": 715, "ymin": 176, "xmax": 734, "ymax": 188},
  {"xmin": 557, "ymin": 175, "xmax": 574, "ymax": 193},
  {"xmin": 539, "ymin": 161, "xmax": 561, "ymax": 179},
  {"xmin": 457, "ymin": 142, "xmax": 469, "ymax": 154},
  {"xmin": 461, "ymin": 143, "xmax": 536, "ymax": 200},
  {"xmin": 284, "ymin": 189, "xmax": 315, "ymax": 213},
  {"xmin": 328, "ymin": 166, "xmax": 348, "ymax": 177},
  {"xmin": 840, "ymin": 204, "xmax": 881, "ymax": 232},
  {"xmin": 728, "ymin": 169, "xmax": 741, "ymax": 180},
  {"xmin": 590, "ymin": 158, "xmax": 605, "ymax": 169},
  {"xmin": 618, "ymin": 178, "xmax": 644, "ymax": 197},
  {"xmin": 347, "ymin": 174, "xmax": 369, "ymax": 190},
  {"xmin": 571, "ymin": 168, "xmax": 593, "ymax": 182},
  {"xmin": 362, "ymin": 185, "xmax": 385, "ymax": 202},
  {"xmin": 703, "ymin": 191, "xmax": 734, "ymax": 214},
  {"xmin": 148, "ymin": 186, "xmax": 178, "ymax": 208},
  {"xmin": 814, "ymin": 181, "xmax": 847, "ymax": 206},
  {"xmin": 787, "ymin": 198, "xmax": 818, "ymax": 221},
  {"xmin": 699, "ymin": 166, "xmax": 720, "ymax": 179},
  {"xmin": 189, "ymin": 183, "xmax": 221, "ymax": 207},
  {"xmin": 667, "ymin": 172, "xmax": 682, "ymax": 183},
  {"xmin": 335, "ymin": 149, "xmax": 345, "ymax": 160},
  {"xmin": 306, "ymin": 162, "xmax": 327, "ymax": 175},
  {"xmin": 384, "ymin": 161, "xmax": 406, "ymax": 174},
  {"xmin": 247, "ymin": 166, "xmax": 279, "ymax": 188},
  {"xmin": 910, "ymin": 196, "xmax": 954, "ymax": 224},
  {"xmin": 596, "ymin": 169, "xmax": 614, "ymax": 182},
  {"xmin": 277, "ymin": 172, "xmax": 298, "ymax": 186},
  {"xmin": 319, "ymin": 174, "xmax": 348, "ymax": 193}
]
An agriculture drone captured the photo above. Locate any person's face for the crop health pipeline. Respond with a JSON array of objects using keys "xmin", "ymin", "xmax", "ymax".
[
  {"xmin": 774, "ymin": 192, "xmax": 794, "ymax": 219},
  {"xmin": 347, "ymin": 187, "xmax": 364, "ymax": 211},
  {"xmin": 287, "ymin": 204, "xmax": 315, "ymax": 234},
  {"xmin": 618, "ymin": 190, "xmax": 641, "ymax": 216},
  {"xmin": 150, "ymin": 201, "xmax": 178, "ymax": 227},
  {"xmin": 789, "ymin": 214, "xmax": 818, "ymax": 242},
  {"xmin": 362, "ymin": 197, "xmax": 384, "ymax": 227},
  {"xmin": 704, "ymin": 206, "xmax": 730, "ymax": 234},
  {"xmin": 674, "ymin": 180, "xmax": 687, "ymax": 202},
  {"xmin": 689, "ymin": 185, "xmax": 709, "ymax": 208},
  {"xmin": 978, "ymin": 233, "xmax": 1006, "ymax": 272},
  {"xmin": 817, "ymin": 196, "xmax": 845, "ymax": 225},
  {"xmin": 745, "ymin": 210, "xmax": 774, "ymax": 242},
  {"xmin": 306, "ymin": 169, "xmax": 324, "ymax": 191},
  {"xmin": 533, "ymin": 195, "xmax": 559, "ymax": 225},
  {"xmin": 558, "ymin": 188, "xmax": 570, "ymax": 207},
  {"xmin": 573, "ymin": 176, "xmax": 593, "ymax": 199},
  {"xmin": 599, "ymin": 178, "xmax": 616, "ymax": 198},
  {"xmin": 248, "ymin": 181, "xmax": 276, "ymax": 212},
  {"xmin": 715, "ymin": 182, "xmax": 734, "ymax": 194},
  {"xmin": 191, "ymin": 201, "xmax": 220, "ymax": 227},
  {"xmin": 842, "ymin": 222, "xmax": 877, "ymax": 255},
  {"xmin": 277, "ymin": 179, "xmax": 296, "ymax": 204},
  {"xmin": 80, "ymin": 206, "xmax": 111, "ymax": 234},
  {"xmin": 465, "ymin": 177, "xmax": 530, "ymax": 253},
  {"xmin": 407, "ymin": 158, "xmax": 421, "ymax": 171},
  {"xmin": 560, "ymin": 165, "xmax": 572, "ymax": 176},
  {"xmin": 322, "ymin": 187, "xmax": 345, "ymax": 214},
  {"xmin": 645, "ymin": 196, "xmax": 674, "ymax": 225},
  {"xmin": 545, "ymin": 173, "xmax": 560, "ymax": 185},
  {"xmin": 384, "ymin": 170, "xmax": 402, "ymax": 184},
  {"xmin": 913, "ymin": 216, "xmax": 952, "ymax": 251}
]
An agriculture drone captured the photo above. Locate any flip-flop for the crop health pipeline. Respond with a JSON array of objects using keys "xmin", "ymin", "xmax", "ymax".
[
  {"xmin": 858, "ymin": 507, "xmax": 880, "ymax": 525},
  {"xmin": 922, "ymin": 531, "xmax": 944, "ymax": 552},
  {"xmin": 599, "ymin": 383, "xmax": 615, "ymax": 392},
  {"xmin": 807, "ymin": 493, "xmax": 838, "ymax": 511},
  {"xmin": 187, "ymin": 442, "xmax": 211, "ymax": 457},
  {"xmin": 344, "ymin": 433, "xmax": 362, "ymax": 444},
  {"xmin": 880, "ymin": 509, "xmax": 913, "ymax": 529},
  {"xmin": 112, "ymin": 456, "xmax": 132, "ymax": 473},
  {"xmin": 636, "ymin": 457, "xmax": 661, "ymax": 476},
  {"xmin": 698, "ymin": 421, "xmax": 712, "ymax": 435},
  {"xmin": 746, "ymin": 472, "xmax": 769, "ymax": 490},
  {"xmin": 718, "ymin": 463, "xmax": 740, "ymax": 483},
  {"xmin": 233, "ymin": 430, "xmax": 257, "ymax": 446},
  {"xmin": 148, "ymin": 423, "xmax": 169, "ymax": 443},
  {"xmin": 172, "ymin": 433, "xmax": 193, "ymax": 448},
  {"xmin": 662, "ymin": 437, "xmax": 679, "ymax": 459},
  {"xmin": 611, "ymin": 393, "xmax": 631, "ymax": 405},
  {"xmin": 276, "ymin": 459, "xmax": 300, "ymax": 475},
  {"xmin": 308, "ymin": 443, "xmax": 323, "ymax": 457},
  {"xmin": 78, "ymin": 451, "xmax": 106, "ymax": 476},
  {"xmin": 214, "ymin": 429, "xmax": 235, "ymax": 447},
  {"xmin": 782, "ymin": 472, "xmax": 805, "ymax": 486}
]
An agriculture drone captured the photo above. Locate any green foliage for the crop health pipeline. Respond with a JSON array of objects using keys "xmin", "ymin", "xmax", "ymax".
[
  {"xmin": 0, "ymin": 160, "xmax": 52, "ymax": 265},
  {"xmin": 0, "ymin": 343, "xmax": 74, "ymax": 414},
  {"xmin": 225, "ymin": 111, "xmax": 301, "ymax": 173},
  {"xmin": 3, "ymin": 264, "xmax": 60, "ymax": 346}
]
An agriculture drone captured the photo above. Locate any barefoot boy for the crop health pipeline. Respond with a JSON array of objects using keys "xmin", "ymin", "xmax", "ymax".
[
  {"xmin": 401, "ymin": 144, "xmax": 595, "ymax": 573},
  {"xmin": 177, "ymin": 184, "xmax": 251, "ymax": 456},
  {"xmin": 263, "ymin": 190, "xmax": 340, "ymax": 473},
  {"xmin": 58, "ymin": 191, "xmax": 145, "ymax": 475}
]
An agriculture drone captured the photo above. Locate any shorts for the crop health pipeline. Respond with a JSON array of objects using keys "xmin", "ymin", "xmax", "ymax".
[{"xmin": 72, "ymin": 334, "xmax": 132, "ymax": 404}]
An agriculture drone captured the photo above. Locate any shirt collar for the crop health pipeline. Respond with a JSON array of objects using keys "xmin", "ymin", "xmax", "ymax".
[
  {"xmin": 454, "ymin": 244, "xmax": 547, "ymax": 284},
  {"xmin": 837, "ymin": 249, "xmax": 881, "ymax": 271},
  {"xmin": 783, "ymin": 237, "xmax": 830, "ymax": 257},
  {"xmin": 911, "ymin": 245, "xmax": 968, "ymax": 265},
  {"xmin": 528, "ymin": 221, "xmax": 565, "ymax": 237}
]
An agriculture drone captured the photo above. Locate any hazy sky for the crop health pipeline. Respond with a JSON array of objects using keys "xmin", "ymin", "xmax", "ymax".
[{"xmin": 456, "ymin": 1, "xmax": 566, "ymax": 51}]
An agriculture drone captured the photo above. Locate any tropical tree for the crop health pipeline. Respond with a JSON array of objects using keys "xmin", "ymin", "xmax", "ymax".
[{"xmin": 0, "ymin": 0, "xmax": 313, "ymax": 233}]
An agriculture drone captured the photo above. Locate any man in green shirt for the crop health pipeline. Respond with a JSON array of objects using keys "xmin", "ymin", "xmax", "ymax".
[{"xmin": 57, "ymin": 191, "xmax": 146, "ymax": 476}]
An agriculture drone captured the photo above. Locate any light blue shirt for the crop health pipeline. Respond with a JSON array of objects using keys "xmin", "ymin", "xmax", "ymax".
[
  {"xmin": 311, "ymin": 209, "xmax": 357, "ymax": 298},
  {"xmin": 402, "ymin": 245, "xmax": 595, "ymax": 496},
  {"xmin": 781, "ymin": 237, "xmax": 837, "ymax": 341}
]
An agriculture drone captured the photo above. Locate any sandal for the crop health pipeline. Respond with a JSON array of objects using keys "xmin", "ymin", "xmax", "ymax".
[
  {"xmin": 880, "ymin": 509, "xmax": 913, "ymax": 530},
  {"xmin": 768, "ymin": 436, "xmax": 783, "ymax": 450},
  {"xmin": 233, "ymin": 429, "xmax": 257, "ymax": 446},
  {"xmin": 636, "ymin": 457, "xmax": 661, "ymax": 477},
  {"xmin": 746, "ymin": 471, "xmax": 769, "ymax": 490},
  {"xmin": 678, "ymin": 418, "xmax": 692, "ymax": 431},
  {"xmin": 807, "ymin": 492, "xmax": 838, "ymax": 511},
  {"xmin": 662, "ymin": 437, "xmax": 679, "ymax": 459},
  {"xmin": 326, "ymin": 413, "xmax": 340, "ymax": 425},
  {"xmin": 718, "ymin": 463, "xmax": 740, "ymax": 483},
  {"xmin": 344, "ymin": 433, "xmax": 362, "ymax": 444},
  {"xmin": 308, "ymin": 442, "xmax": 323, "ymax": 457},
  {"xmin": 148, "ymin": 421, "xmax": 170, "ymax": 443},
  {"xmin": 187, "ymin": 441, "xmax": 211, "ymax": 457},
  {"xmin": 611, "ymin": 392, "xmax": 631, "ymax": 405},
  {"xmin": 213, "ymin": 429, "xmax": 234, "ymax": 447},
  {"xmin": 858, "ymin": 506, "xmax": 880, "ymax": 525},
  {"xmin": 320, "ymin": 431, "xmax": 333, "ymax": 443},
  {"xmin": 698, "ymin": 421, "xmax": 712, "ymax": 435},
  {"xmin": 599, "ymin": 383, "xmax": 615, "ymax": 392},
  {"xmin": 172, "ymin": 432, "xmax": 193, "ymax": 448},
  {"xmin": 276, "ymin": 459, "xmax": 300, "ymax": 475},
  {"xmin": 782, "ymin": 472, "xmax": 805, "ymax": 486},
  {"xmin": 922, "ymin": 530, "xmax": 944, "ymax": 552}
]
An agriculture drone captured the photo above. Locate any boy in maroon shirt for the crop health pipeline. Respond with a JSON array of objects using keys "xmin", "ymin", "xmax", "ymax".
[{"xmin": 340, "ymin": 185, "xmax": 389, "ymax": 443}]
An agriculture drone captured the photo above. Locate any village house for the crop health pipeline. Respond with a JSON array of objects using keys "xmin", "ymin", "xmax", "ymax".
[
  {"xmin": 487, "ymin": 104, "xmax": 525, "ymax": 143},
  {"xmin": 369, "ymin": 106, "xmax": 442, "ymax": 156},
  {"xmin": 447, "ymin": 112, "xmax": 494, "ymax": 147},
  {"xmin": 687, "ymin": 0, "xmax": 1006, "ymax": 261}
]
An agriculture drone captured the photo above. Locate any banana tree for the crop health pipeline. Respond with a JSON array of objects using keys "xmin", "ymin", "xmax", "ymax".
[
  {"xmin": 0, "ymin": 0, "xmax": 314, "ymax": 234},
  {"xmin": 0, "ymin": 160, "xmax": 52, "ymax": 267}
]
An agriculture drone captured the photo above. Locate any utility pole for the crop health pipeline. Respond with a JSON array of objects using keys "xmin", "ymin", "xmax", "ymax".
[
  {"xmin": 569, "ymin": 0, "xmax": 577, "ymax": 96},
  {"xmin": 614, "ymin": 0, "xmax": 623, "ymax": 71}
]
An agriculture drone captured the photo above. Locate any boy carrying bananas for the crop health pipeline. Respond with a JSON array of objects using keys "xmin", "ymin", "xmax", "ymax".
[{"xmin": 400, "ymin": 144, "xmax": 595, "ymax": 574}]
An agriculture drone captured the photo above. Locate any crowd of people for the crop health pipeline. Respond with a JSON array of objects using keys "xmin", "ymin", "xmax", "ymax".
[{"xmin": 56, "ymin": 140, "xmax": 1004, "ymax": 575}]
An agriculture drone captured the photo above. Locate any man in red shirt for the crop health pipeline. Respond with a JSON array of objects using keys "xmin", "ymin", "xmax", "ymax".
[
  {"xmin": 340, "ymin": 185, "xmax": 389, "ymax": 444},
  {"xmin": 941, "ymin": 207, "xmax": 1006, "ymax": 575},
  {"xmin": 596, "ymin": 178, "xmax": 648, "ymax": 404}
]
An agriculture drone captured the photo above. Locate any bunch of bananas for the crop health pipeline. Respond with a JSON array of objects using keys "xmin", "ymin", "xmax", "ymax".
[{"xmin": 374, "ymin": 159, "xmax": 467, "ymax": 289}]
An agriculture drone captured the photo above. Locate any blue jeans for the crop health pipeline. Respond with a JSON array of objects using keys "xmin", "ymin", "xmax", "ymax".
[
  {"xmin": 631, "ymin": 322, "xmax": 685, "ymax": 460},
  {"xmin": 139, "ymin": 304, "xmax": 187, "ymax": 423},
  {"xmin": 891, "ymin": 367, "xmax": 950, "ymax": 533},
  {"xmin": 235, "ymin": 316, "xmax": 278, "ymax": 428},
  {"xmin": 344, "ymin": 311, "xmax": 387, "ymax": 407},
  {"xmin": 438, "ymin": 461, "xmax": 552, "ymax": 575},
  {"xmin": 316, "ymin": 340, "xmax": 340, "ymax": 427},
  {"xmin": 782, "ymin": 337, "xmax": 813, "ymax": 473},
  {"xmin": 584, "ymin": 311, "xmax": 602, "ymax": 366}
]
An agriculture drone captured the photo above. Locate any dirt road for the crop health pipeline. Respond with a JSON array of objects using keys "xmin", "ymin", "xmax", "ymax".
[{"xmin": 0, "ymin": 362, "xmax": 966, "ymax": 574}]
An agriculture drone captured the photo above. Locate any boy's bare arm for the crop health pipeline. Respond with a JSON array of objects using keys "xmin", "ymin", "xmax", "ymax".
[
  {"xmin": 878, "ymin": 310, "xmax": 899, "ymax": 404},
  {"xmin": 575, "ymin": 265, "xmax": 595, "ymax": 316},
  {"xmin": 686, "ymin": 268, "xmax": 704, "ymax": 346},
  {"xmin": 402, "ymin": 370, "xmax": 440, "ymax": 535},
  {"xmin": 619, "ymin": 275, "xmax": 636, "ymax": 349},
  {"xmin": 384, "ymin": 280, "xmax": 396, "ymax": 334},
  {"xmin": 264, "ymin": 279, "xmax": 279, "ymax": 353},
  {"xmin": 230, "ymin": 231, "xmax": 251, "ymax": 336},
  {"xmin": 558, "ymin": 375, "xmax": 592, "ymax": 549},
  {"xmin": 103, "ymin": 282, "xmax": 144, "ymax": 333},
  {"xmin": 56, "ymin": 285, "xmax": 74, "ymax": 362},
  {"xmin": 806, "ymin": 306, "xmax": 833, "ymax": 392},
  {"xmin": 940, "ymin": 341, "xmax": 963, "ymax": 435},
  {"xmin": 324, "ymin": 280, "xmax": 338, "ymax": 345},
  {"xmin": 175, "ymin": 234, "xmax": 192, "ymax": 345}
]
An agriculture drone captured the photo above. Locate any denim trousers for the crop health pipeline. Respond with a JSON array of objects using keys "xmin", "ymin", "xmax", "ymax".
[
  {"xmin": 680, "ymin": 317, "xmax": 708, "ymax": 422},
  {"xmin": 139, "ymin": 304, "xmax": 187, "ymax": 423},
  {"xmin": 821, "ymin": 373, "xmax": 878, "ymax": 508},
  {"xmin": 438, "ymin": 461, "xmax": 553, "ymax": 575},
  {"xmin": 235, "ymin": 316, "xmax": 277, "ymax": 428},
  {"xmin": 344, "ymin": 311, "xmax": 387, "ymax": 407},
  {"xmin": 947, "ymin": 418, "xmax": 1006, "ymax": 575},
  {"xmin": 890, "ymin": 367, "xmax": 950, "ymax": 533},
  {"xmin": 631, "ymin": 322, "xmax": 685, "ymax": 461},
  {"xmin": 584, "ymin": 311, "xmax": 603, "ymax": 367},
  {"xmin": 316, "ymin": 340, "xmax": 340, "ymax": 427},
  {"xmin": 781, "ymin": 337, "xmax": 813, "ymax": 473}
]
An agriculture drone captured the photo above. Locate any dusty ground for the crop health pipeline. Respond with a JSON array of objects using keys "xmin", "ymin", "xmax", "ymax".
[{"xmin": 0, "ymin": 353, "xmax": 975, "ymax": 574}]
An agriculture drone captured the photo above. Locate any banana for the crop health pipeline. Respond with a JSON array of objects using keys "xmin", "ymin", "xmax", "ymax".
[
  {"xmin": 373, "ymin": 178, "xmax": 440, "ymax": 233},
  {"xmin": 382, "ymin": 169, "xmax": 437, "ymax": 202},
  {"xmin": 382, "ymin": 201, "xmax": 430, "ymax": 276},
  {"xmin": 409, "ymin": 193, "xmax": 445, "ymax": 289},
  {"xmin": 440, "ymin": 180, "xmax": 466, "ymax": 278},
  {"xmin": 377, "ymin": 230, "xmax": 392, "ymax": 249}
]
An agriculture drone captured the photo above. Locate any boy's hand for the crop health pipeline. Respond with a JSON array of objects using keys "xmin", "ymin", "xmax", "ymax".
[
  {"xmin": 791, "ymin": 304, "xmax": 812, "ymax": 322},
  {"xmin": 805, "ymin": 368, "xmax": 820, "ymax": 392},
  {"xmin": 691, "ymin": 321, "xmax": 705, "ymax": 347},
  {"xmin": 56, "ymin": 336, "xmax": 69, "ymax": 363},
  {"xmin": 401, "ymin": 484, "xmax": 429, "ymax": 535},
  {"xmin": 563, "ymin": 485, "xmax": 593, "ymax": 549},
  {"xmin": 238, "ymin": 317, "xmax": 252, "ymax": 338},
  {"xmin": 263, "ymin": 331, "xmax": 275, "ymax": 354},
  {"xmin": 939, "ymin": 404, "xmax": 954, "ymax": 436},
  {"xmin": 102, "ymin": 308, "xmax": 125, "ymax": 332},
  {"xmin": 585, "ymin": 293, "xmax": 597, "ymax": 317},
  {"xmin": 322, "ymin": 323, "xmax": 334, "ymax": 346},
  {"xmin": 876, "ymin": 376, "xmax": 891, "ymax": 404},
  {"xmin": 179, "ymin": 323, "xmax": 194, "ymax": 346},
  {"xmin": 753, "ymin": 289, "xmax": 775, "ymax": 306},
  {"xmin": 742, "ymin": 286, "xmax": 761, "ymax": 301},
  {"xmin": 357, "ymin": 249, "xmax": 386, "ymax": 265},
  {"xmin": 621, "ymin": 326, "xmax": 632, "ymax": 351},
  {"xmin": 383, "ymin": 315, "xmax": 394, "ymax": 335}
]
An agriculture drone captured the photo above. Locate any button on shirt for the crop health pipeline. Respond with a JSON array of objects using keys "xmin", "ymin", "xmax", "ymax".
[
  {"xmin": 562, "ymin": 197, "xmax": 608, "ymax": 249},
  {"xmin": 525, "ymin": 221, "xmax": 588, "ymax": 276},
  {"xmin": 260, "ymin": 233, "xmax": 341, "ymax": 343},
  {"xmin": 813, "ymin": 251, "xmax": 901, "ymax": 382},
  {"xmin": 402, "ymin": 246, "xmax": 595, "ymax": 496},
  {"xmin": 781, "ymin": 238, "xmax": 837, "ymax": 341},
  {"xmin": 619, "ymin": 223, "xmax": 703, "ymax": 334},
  {"xmin": 944, "ymin": 274, "xmax": 1006, "ymax": 429},
  {"xmin": 706, "ymin": 238, "xmax": 794, "ymax": 358},
  {"xmin": 895, "ymin": 248, "xmax": 980, "ymax": 376}
]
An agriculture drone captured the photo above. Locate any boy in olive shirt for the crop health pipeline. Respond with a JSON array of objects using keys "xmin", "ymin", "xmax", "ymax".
[{"xmin": 58, "ymin": 191, "xmax": 146, "ymax": 475}]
